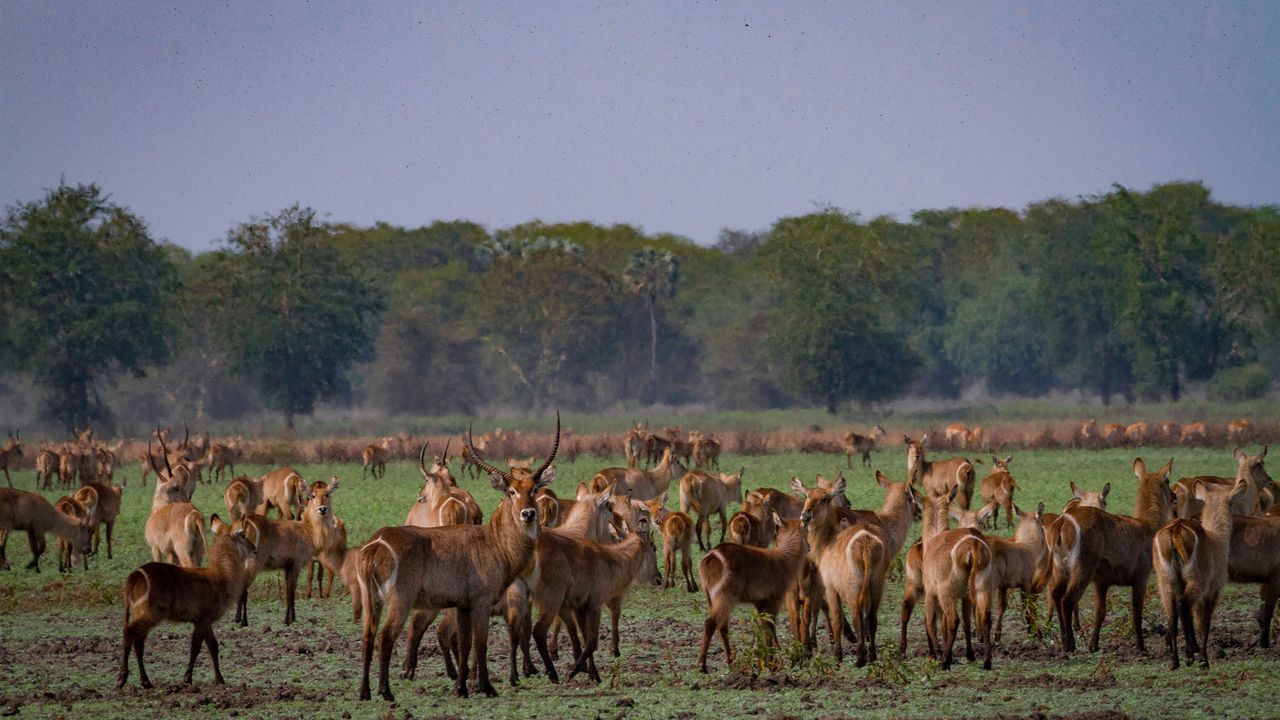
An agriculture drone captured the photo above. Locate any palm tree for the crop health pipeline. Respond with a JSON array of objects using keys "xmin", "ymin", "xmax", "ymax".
[{"xmin": 624, "ymin": 248, "xmax": 680, "ymax": 404}]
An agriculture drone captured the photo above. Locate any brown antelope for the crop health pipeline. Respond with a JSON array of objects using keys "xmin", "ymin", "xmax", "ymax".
[
  {"xmin": 589, "ymin": 446, "xmax": 688, "ymax": 501},
  {"xmin": 74, "ymin": 481, "xmax": 123, "ymax": 559},
  {"xmin": 176, "ymin": 424, "xmax": 210, "ymax": 483},
  {"xmin": 691, "ymin": 431, "xmax": 723, "ymax": 470},
  {"xmin": 1181, "ymin": 422, "xmax": 1208, "ymax": 446},
  {"xmin": 800, "ymin": 472, "xmax": 918, "ymax": 665},
  {"xmin": 406, "ymin": 442, "xmax": 482, "ymax": 527},
  {"xmin": 258, "ymin": 467, "xmax": 311, "ymax": 520},
  {"xmin": 0, "ymin": 430, "xmax": 22, "ymax": 487},
  {"xmin": 357, "ymin": 418, "xmax": 558, "ymax": 700},
  {"xmin": 1154, "ymin": 477, "xmax": 1248, "ymax": 669},
  {"xmin": 747, "ymin": 485, "xmax": 805, "ymax": 520},
  {"xmin": 1227, "ymin": 512, "xmax": 1280, "ymax": 648},
  {"xmin": 94, "ymin": 445, "xmax": 117, "ymax": 484},
  {"xmin": 644, "ymin": 431, "xmax": 674, "ymax": 467},
  {"xmin": 1043, "ymin": 457, "xmax": 1174, "ymax": 653},
  {"xmin": 54, "ymin": 494, "xmax": 93, "ymax": 572},
  {"xmin": 117, "ymin": 515, "xmax": 258, "ymax": 689},
  {"xmin": 905, "ymin": 435, "xmax": 977, "ymax": 508},
  {"xmin": 234, "ymin": 478, "xmax": 339, "ymax": 626},
  {"xmin": 36, "ymin": 447, "xmax": 60, "ymax": 490},
  {"xmin": 663, "ymin": 426, "xmax": 694, "ymax": 465},
  {"xmin": 978, "ymin": 456, "xmax": 1017, "ymax": 529},
  {"xmin": 1124, "ymin": 422, "xmax": 1150, "ymax": 447},
  {"xmin": 207, "ymin": 440, "xmax": 243, "ymax": 483},
  {"xmin": 726, "ymin": 509, "xmax": 774, "ymax": 547},
  {"xmin": 1101, "ymin": 423, "xmax": 1126, "ymax": 447},
  {"xmin": 0, "ymin": 488, "xmax": 94, "ymax": 571},
  {"xmin": 362, "ymin": 437, "xmax": 393, "ymax": 480},
  {"xmin": 644, "ymin": 493, "xmax": 697, "ymax": 592},
  {"xmin": 144, "ymin": 451, "xmax": 207, "ymax": 569},
  {"xmin": 919, "ymin": 484, "xmax": 995, "ymax": 670},
  {"xmin": 224, "ymin": 474, "xmax": 265, "ymax": 522},
  {"xmin": 307, "ymin": 504, "xmax": 350, "ymax": 601},
  {"xmin": 943, "ymin": 423, "xmax": 971, "ymax": 450},
  {"xmin": 1172, "ymin": 447, "xmax": 1269, "ymax": 518},
  {"xmin": 437, "ymin": 576, "xmax": 539, "ymax": 688},
  {"xmin": 1160, "ymin": 421, "xmax": 1182, "ymax": 444},
  {"xmin": 985, "ymin": 503, "xmax": 1050, "ymax": 642},
  {"xmin": 1227, "ymin": 418, "xmax": 1254, "ymax": 446},
  {"xmin": 697, "ymin": 513, "xmax": 806, "ymax": 672},
  {"xmin": 624, "ymin": 421, "xmax": 647, "ymax": 469},
  {"xmin": 843, "ymin": 425, "xmax": 886, "ymax": 468},
  {"xmin": 1078, "ymin": 419, "xmax": 1100, "ymax": 448},
  {"xmin": 679, "ymin": 467, "xmax": 745, "ymax": 551}
]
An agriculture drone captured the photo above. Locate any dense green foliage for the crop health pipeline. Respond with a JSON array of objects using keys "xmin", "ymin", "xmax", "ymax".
[{"xmin": 1, "ymin": 181, "xmax": 1276, "ymax": 432}]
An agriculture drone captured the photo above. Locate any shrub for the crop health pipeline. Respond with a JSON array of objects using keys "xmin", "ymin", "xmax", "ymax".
[{"xmin": 1208, "ymin": 364, "xmax": 1272, "ymax": 402}]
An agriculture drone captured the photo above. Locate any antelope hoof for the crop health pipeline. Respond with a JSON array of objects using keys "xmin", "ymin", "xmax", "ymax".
[
  {"xmin": 982, "ymin": 659, "xmax": 992, "ymax": 671},
  {"xmin": 379, "ymin": 688, "xmax": 394, "ymax": 702},
  {"xmin": 480, "ymin": 681, "xmax": 498, "ymax": 698},
  {"xmin": 116, "ymin": 674, "xmax": 127, "ymax": 689},
  {"xmin": 141, "ymin": 678, "xmax": 154, "ymax": 690}
]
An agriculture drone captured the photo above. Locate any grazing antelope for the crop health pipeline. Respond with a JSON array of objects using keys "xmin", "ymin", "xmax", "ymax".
[
  {"xmin": 905, "ymin": 435, "xmax": 977, "ymax": 509},
  {"xmin": 54, "ymin": 495, "xmax": 93, "ymax": 572},
  {"xmin": 943, "ymin": 423, "xmax": 971, "ymax": 450},
  {"xmin": 357, "ymin": 417, "xmax": 559, "ymax": 700},
  {"xmin": 235, "ymin": 478, "xmax": 339, "ymax": 626},
  {"xmin": 644, "ymin": 493, "xmax": 697, "ymax": 592},
  {"xmin": 1, "ymin": 430, "xmax": 22, "ymax": 487},
  {"xmin": 0, "ymin": 488, "xmax": 94, "ymax": 571},
  {"xmin": 406, "ymin": 442, "xmax": 482, "ymax": 527},
  {"xmin": 144, "ymin": 451, "xmax": 207, "ymax": 569},
  {"xmin": 679, "ymin": 467, "xmax": 745, "ymax": 551},
  {"xmin": 978, "ymin": 456, "xmax": 1017, "ymax": 529},
  {"xmin": 1227, "ymin": 418, "xmax": 1254, "ymax": 446},
  {"xmin": 1154, "ymin": 477, "xmax": 1248, "ymax": 669},
  {"xmin": 800, "ymin": 472, "xmax": 917, "ymax": 665},
  {"xmin": 1181, "ymin": 422, "xmax": 1208, "ymax": 446},
  {"xmin": 258, "ymin": 467, "xmax": 311, "ymax": 520},
  {"xmin": 918, "ymin": 484, "xmax": 995, "ymax": 670},
  {"xmin": 1043, "ymin": 457, "xmax": 1174, "ymax": 653},
  {"xmin": 844, "ymin": 425, "xmax": 887, "ymax": 468},
  {"xmin": 74, "ymin": 481, "xmax": 123, "ymax": 559},
  {"xmin": 589, "ymin": 446, "xmax": 688, "ymax": 501},
  {"xmin": 117, "ymin": 515, "xmax": 258, "ymax": 689},
  {"xmin": 362, "ymin": 437, "xmax": 393, "ymax": 480},
  {"xmin": 698, "ymin": 513, "xmax": 806, "ymax": 672}
]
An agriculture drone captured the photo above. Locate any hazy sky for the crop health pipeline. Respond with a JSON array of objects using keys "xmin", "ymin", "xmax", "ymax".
[{"xmin": 3, "ymin": 2, "xmax": 1277, "ymax": 251}]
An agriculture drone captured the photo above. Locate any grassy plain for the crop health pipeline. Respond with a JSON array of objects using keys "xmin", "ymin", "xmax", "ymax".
[{"xmin": 1, "ymin": 445, "xmax": 1278, "ymax": 719}]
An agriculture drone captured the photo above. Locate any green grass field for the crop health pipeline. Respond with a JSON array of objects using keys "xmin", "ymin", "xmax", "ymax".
[{"xmin": 2, "ymin": 445, "xmax": 1277, "ymax": 719}]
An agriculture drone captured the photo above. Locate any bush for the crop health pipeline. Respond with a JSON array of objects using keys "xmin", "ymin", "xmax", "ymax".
[{"xmin": 1208, "ymin": 364, "xmax": 1272, "ymax": 401}]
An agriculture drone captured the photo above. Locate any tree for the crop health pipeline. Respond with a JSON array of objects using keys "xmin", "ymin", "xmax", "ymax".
[
  {"xmin": 756, "ymin": 209, "xmax": 919, "ymax": 413},
  {"xmin": 216, "ymin": 206, "xmax": 386, "ymax": 429},
  {"xmin": 0, "ymin": 183, "xmax": 176, "ymax": 430},
  {"xmin": 624, "ymin": 247, "xmax": 680, "ymax": 404}
]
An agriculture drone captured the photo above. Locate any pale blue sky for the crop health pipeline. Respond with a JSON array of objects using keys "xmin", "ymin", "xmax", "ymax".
[{"xmin": 3, "ymin": 1, "xmax": 1277, "ymax": 250}]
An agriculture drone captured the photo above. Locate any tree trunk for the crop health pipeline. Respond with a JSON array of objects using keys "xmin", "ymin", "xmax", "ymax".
[{"xmin": 645, "ymin": 292, "xmax": 659, "ymax": 404}]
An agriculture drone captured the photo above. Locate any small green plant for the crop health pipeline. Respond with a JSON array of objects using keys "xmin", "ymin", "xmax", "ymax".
[
  {"xmin": 865, "ymin": 645, "xmax": 911, "ymax": 685},
  {"xmin": 1022, "ymin": 591, "xmax": 1058, "ymax": 646},
  {"xmin": 1091, "ymin": 654, "xmax": 1115, "ymax": 683},
  {"xmin": 608, "ymin": 654, "xmax": 625, "ymax": 690},
  {"xmin": 729, "ymin": 610, "xmax": 782, "ymax": 678}
]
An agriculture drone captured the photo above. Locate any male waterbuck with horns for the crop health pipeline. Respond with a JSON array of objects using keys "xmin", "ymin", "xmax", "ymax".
[{"xmin": 357, "ymin": 415, "xmax": 560, "ymax": 700}]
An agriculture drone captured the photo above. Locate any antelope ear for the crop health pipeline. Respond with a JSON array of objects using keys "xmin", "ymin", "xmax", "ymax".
[
  {"xmin": 1232, "ymin": 478, "xmax": 1251, "ymax": 500},
  {"xmin": 1158, "ymin": 459, "xmax": 1174, "ymax": 482},
  {"xmin": 1235, "ymin": 447, "xmax": 1245, "ymax": 461},
  {"xmin": 1036, "ymin": 502, "xmax": 1045, "ymax": 520},
  {"xmin": 488, "ymin": 472, "xmax": 509, "ymax": 491},
  {"xmin": 1004, "ymin": 456, "xmax": 1013, "ymax": 466},
  {"xmin": 1101, "ymin": 482, "xmax": 1112, "ymax": 499},
  {"xmin": 875, "ymin": 471, "xmax": 890, "ymax": 489},
  {"xmin": 1261, "ymin": 445, "xmax": 1269, "ymax": 459},
  {"xmin": 1132, "ymin": 457, "xmax": 1147, "ymax": 479},
  {"xmin": 946, "ymin": 483, "xmax": 961, "ymax": 504},
  {"xmin": 833, "ymin": 475, "xmax": 847, "ymax": 497},
  {"xmin": 575, "ymin": 481, "xmax": 590, "ymax": 501},
  {"xmin": 903, "ymin": 435, "xmax": 912, "ymax": 446},
  {"xmin": 1070, "ymin": 481, "xmax": 1083, "ymax": 499},
  {"xmin": 790, "ymin": 476, "xmax": 806, "ymax": 497},
  {"xmin": 210, "ymin": 513, "xmax": 226, "ymax": 534},
  {"xmin": 599, "ymin": 482, "xmax": 616, "ymax": 507},
  {"xmin": 535, "ymin": 466, "xmax": 558, "ymax": 489},
  {"xmin": 660, "ymin": 491, "xmax": 669, "ymax": 507},
  {"xmin": 770, "ymin": 510, "xmax": 783, "ymax": 528}
]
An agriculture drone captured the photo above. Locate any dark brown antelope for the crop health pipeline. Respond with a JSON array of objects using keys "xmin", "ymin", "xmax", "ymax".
[
  {"xmin": 0, "ymin": 488, "xmax": 94, "ymax": 571},
  {"xmin": 207, "ymin": 439, "xmax": 243, "ymax": 483},
  {"xmin": 356, "ymin": 417, "xmax": 558, "ymax": 700},
  {"xmin": 1042, "ymin": 457, "xmax": 1174, "ymax": 653},
  {"xmin": 1154, "ymin": 477, "xmax": 1248, "ymax": 669},
  {"xmin": 905, "ymin": 435, "xmax": 977, "ymax": 509},
  {"xmin": 697, "ymin": 514, "xmax": 806, "ymax": 672},
  {"xmin": 117, "ymin": 515, "xmax": 258, "ymax": 689}
]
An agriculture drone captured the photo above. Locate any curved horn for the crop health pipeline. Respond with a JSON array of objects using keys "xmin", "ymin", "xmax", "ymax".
[
  {"xmin": 466, "ymin": 422, "xmax": 511, "ymax": 482},
  {"xmin": 441, "ymin": 438, "xmax": 450, "ymax": 463},
  {"xmin": 146, "ymin": 440, "xmax": 161, "ymax": 478},
  {"xmin": 157, "ymin": 426, "xmax": 174, "ymax": 479},
  {"xmin": 418, "ymin": 442, "xmax": 429, "ymax": 472},
  {"xmin": 182, "ymin": 423, "xmax": 190, "ymax": 448},
  {"xmin": 532, "ymin": 412, "xmax": 562, "ymax": 481}
]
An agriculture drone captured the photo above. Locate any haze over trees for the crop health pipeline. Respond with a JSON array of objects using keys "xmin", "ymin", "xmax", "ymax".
[{"xmin": 0, "ymin": 180, "xmax": 1276, "ymax": 432}]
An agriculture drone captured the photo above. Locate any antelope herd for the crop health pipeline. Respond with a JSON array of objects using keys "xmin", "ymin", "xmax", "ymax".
[{"xmin": 2, "ymin": 418, "xmax": 1280, "ymax": 702}]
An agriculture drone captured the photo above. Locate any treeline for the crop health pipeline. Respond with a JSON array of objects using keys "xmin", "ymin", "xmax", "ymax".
[{"xmin": 1, "ymin": 181, "xmax": 1277, "ymax": 432}]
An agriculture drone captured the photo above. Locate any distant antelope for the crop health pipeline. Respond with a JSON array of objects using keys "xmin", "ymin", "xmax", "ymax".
[
  {"xmin": 1078, "ymin": 419, "xmax": 1100, "ymax": 448},
  {"xmin": 207, "ymin": 440, "xmax": 243, "ymax": 483},
  {"xmin": 35, "ymin": 448, "xmax": 60, "ymax": 490},
  {"xmin": 406, "ymin": 441, "xmax": 482, "ymax": 527},
  {"xmin": 1181, "ymin": 422, "xmax": 1208, "ymax": 446},
  {"xmin": 1227, "ymin": 419, "xmax": 1254, "ymax": 446},
  {"xmin": 644, "ymin": 493, "xmax": 697, "ymax": 592},
  {"xmin": 144, "ymin": 447, "xmax": 206, "ymax": 568},
  {"xmin": 978, "ymin": 456, "xmax": 1017, "ymax": 529},
  {"xmin": 679, "ymin": 467, "xmax": 745, "ymax": 550},
  {"xmin": 1101, "ymin": 423, "xmax": 1126, "ymax": 447},
  {"xmin": 0, "ymin": 488, "xmax": 94, "ymax": 571},
  {"xmin": 905, "ymin": 435, "xmax": 977, "ymax": 508},
  {"xmin": 691, "ymin": 430, "xmax": 723, "ymax": 470},
  {"xmin": 624, "ymin": 421, "xmax": 647, "ymax": 469},
  {"xmin": 589, "ymin": 446, "xmax": 688, "ymax": 501},
  {"xmin": 74, "ymin": 481, "xmax": 123, "ymax": 559},
  {"xmin": 943, "ymin": 423, "xmax": 970, "ymax": 450},
  {"xmin": 0, "ymin": 430, "xmax": 22, "ymax": 487},
  {"xmin": 117, "ymin": 515, "xmax": 258, "ymax": 689},
  {"xmin": 54, "ymin": 494, "xmax": 93, "ymax": 571},
  {"xmin": 1154, "ymin": 477, "xmax": 1248, "ymax": 669},
  {"xmin": 258, "ymin": 467, "xmax": 311, "ymax": 520},
  {"xmin": 362, "ymin": 437, "xmax": 393, "ymax": 480},
  {"xmin": 843, "ymin": 425, "xmax": 887, "ymax": 468}
]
